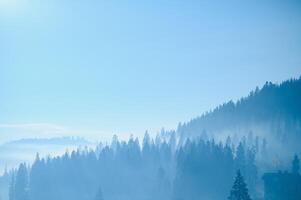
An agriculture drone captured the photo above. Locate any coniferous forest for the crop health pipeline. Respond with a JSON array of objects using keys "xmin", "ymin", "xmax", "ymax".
[
  {"xmin": 1, "ymin": 77, "xmax": 301, "ymax": 200},
  {"xmin": 1, "ymin": 1, "xmax": 301, "ymax": 199},
  {"xmin": 7, "ymin": 134, "xmax": 258, "ymax": 200}
]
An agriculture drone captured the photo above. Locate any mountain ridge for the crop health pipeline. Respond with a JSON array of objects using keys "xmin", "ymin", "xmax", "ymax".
[{"xmin": 176, "ymin": 76, "xmax": 301, "ymax": 143}]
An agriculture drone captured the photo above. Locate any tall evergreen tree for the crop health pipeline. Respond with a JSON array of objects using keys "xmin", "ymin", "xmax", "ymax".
[
  {"xmin": 9, "ymin": 173, "xmax": 15, "ymax": 200},
  {"xmin": 15, "ymin": 164, "xmax": 29, "ymax": 200},
  {"xmin": 228, "ymin": 170, "xmax": 252, "ymax": 200},
  {"xmin": 235, "ymin": 143, "xmax": 246, "ymax": 176},
  {"xmin": 292, "ymin": 154, "xmax": 300, "ymax": 174}
]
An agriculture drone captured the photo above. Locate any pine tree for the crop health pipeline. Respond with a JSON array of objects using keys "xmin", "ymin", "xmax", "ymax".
[
  {"xmin": 228, "ymin": 170, "xmax": 252, "ymax": 200},
  {"xmin": 15, "ymin": 164, "xmax": 29, "ymax": 200},
  {"xmin": 292, "ymin": 154, "xmax": 300, "ymax": 174},
  {"xmin": 9, "ymin": 173, "xmax": 15, "ymax": 200},
  {"xmin": 235, "ymin": 143, "xmax": 246, "ymax": 176}
]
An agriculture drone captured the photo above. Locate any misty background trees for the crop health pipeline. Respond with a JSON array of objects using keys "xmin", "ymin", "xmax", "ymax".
[
  {"xmin": 2, "ymin": 77, "xmax": 301, "ymax": 200},
  {"xmin": 7, "ymin": 133, "xmax": 258, "ymax": 200}
]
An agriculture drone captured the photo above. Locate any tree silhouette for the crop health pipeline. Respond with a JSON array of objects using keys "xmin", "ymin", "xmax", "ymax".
[
  {"xmin": 228, "ymin": 170, "xmax": 252, "ymax": 200},
  {"xmin": 292, "ymin": 154, "xmax": 300, "ymax": 174},
  {"xmin": 9, "ymin": 173, "xmax": 15, "ymax": 200},
  {"xmin": 14, "ymin": 164, "xmax": 29, "ymax": 200}
]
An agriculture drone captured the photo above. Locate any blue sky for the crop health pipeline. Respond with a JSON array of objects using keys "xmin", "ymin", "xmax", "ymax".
[{"xmin": 0, "ymin": 0, "xmax": 301, "ymax": 142}]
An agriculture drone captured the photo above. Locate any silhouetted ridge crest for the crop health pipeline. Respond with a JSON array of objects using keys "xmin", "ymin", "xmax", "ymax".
[{"xmin": 178, "ymin": 76, "xmax": 301, "ymax": 135}]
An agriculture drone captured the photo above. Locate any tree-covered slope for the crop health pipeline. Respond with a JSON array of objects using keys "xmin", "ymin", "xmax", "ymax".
[{"xmin": 178, "ymin": 76, "xmax": 301, "ymax": 139}]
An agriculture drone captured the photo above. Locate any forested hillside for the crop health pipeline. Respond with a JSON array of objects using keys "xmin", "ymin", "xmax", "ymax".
[
  {"xmin": 2, "ymin": 77, "xmax": 301, "ymax": 200},
  {"xmin": 177, "ymin": 77, "xmax": 301, "ymax": 152},
  {"xmin": 7, "ymin": 134, "xmax": 258, "ymax": 200}
]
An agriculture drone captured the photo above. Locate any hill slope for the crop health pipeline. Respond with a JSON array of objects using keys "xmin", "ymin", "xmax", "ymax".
[{"xmin": 177, "ymin": 77, "xmax": 301, "ymax": 150}]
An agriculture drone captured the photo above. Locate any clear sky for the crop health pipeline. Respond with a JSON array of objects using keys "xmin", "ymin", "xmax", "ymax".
[{"xmin": 0, "ymin": 0, "xmax": 301, "ymax": 142}]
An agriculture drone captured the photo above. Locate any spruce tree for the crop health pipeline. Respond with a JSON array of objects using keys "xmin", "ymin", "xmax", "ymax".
[
  {"xmin": 15, "ymin": 164, "xmax": 29, "ymax": 200},
  {"xmin": 292, "ymin": 154, "xmax": 300, "ymax": 174},
  {"xmin": 228, "ymin": 170, "xmax": 252, "ymax": 200},
  {"xmin": 9, "ymin": 173, "xmax": 15, "ymax": 200}
]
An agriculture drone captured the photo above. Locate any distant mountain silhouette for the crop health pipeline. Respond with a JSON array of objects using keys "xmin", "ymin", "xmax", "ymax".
[
  {"xmin": 177, "ymin": 76, "xmax": 301, "ymax": 144},
  {"xmin": 3, "ymin": 137, "xmax": 90, "ymax": 146}
]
